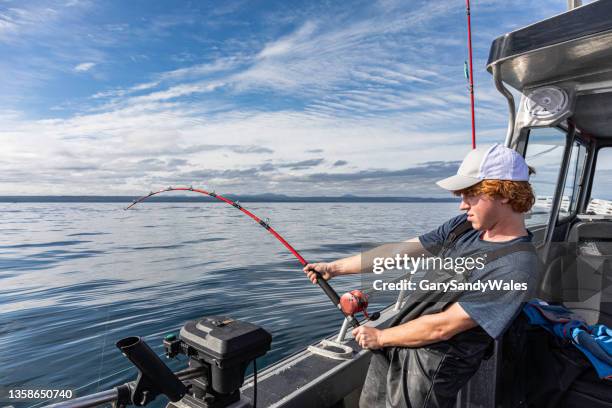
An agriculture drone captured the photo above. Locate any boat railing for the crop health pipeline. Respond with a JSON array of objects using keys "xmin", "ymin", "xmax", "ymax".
[{"xmin": 532, "ymin": 196, "xmax": 612, "ymax": 216}]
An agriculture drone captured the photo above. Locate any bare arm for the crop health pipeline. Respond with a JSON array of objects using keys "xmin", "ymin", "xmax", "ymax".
[
  {"xmin": 353, "ymin": 303, "xmax": 477, "ymax": 349},
  {"xmin": 304, "ymin": 237, "xmax": 429, "ymax": 282}
]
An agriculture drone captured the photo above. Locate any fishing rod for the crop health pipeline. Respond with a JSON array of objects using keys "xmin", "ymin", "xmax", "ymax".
[
  {"xmin": 126, "ymin": 186, "xmax": 378, "ymax": 327},
  {"xmin": 465, "ymin": 0, "xmax": 476, "ymax": 149}
]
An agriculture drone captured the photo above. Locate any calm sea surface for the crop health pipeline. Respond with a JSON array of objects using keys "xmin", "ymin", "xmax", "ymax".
[{"xmin": 0, "ymin": 202, "xmax": 460, "ymax": 406}]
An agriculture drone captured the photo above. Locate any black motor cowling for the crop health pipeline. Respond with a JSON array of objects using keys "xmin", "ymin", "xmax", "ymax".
[{"xmin": 165, "ymin": 316, "xmax": 271, "ymax": 407}]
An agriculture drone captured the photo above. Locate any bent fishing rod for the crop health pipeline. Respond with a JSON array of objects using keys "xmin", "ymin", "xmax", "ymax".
[{"xmin": 126, "ymin": 186, "xmax": 378, "ymax": 327}]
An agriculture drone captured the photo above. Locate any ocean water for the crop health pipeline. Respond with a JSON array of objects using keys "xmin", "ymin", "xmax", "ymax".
[{"xmin": 0, "ymin": 202, "xmax": 460, "ymax": 406}]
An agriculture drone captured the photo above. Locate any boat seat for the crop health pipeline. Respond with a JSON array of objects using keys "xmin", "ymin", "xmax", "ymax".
[
  {"xmin": 562, "ymin": 220, "xmax": 612, "ymax": 327},
  {"xmin": 504, "ymin": 220, "xmax": 612, "ymax": 407},
  {"xmin": 562, "ymin": 368, "xmax": 612, "ymax": 408}
]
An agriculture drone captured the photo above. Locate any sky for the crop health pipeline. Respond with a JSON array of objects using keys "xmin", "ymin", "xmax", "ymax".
[{"xmin": 0, "ymin": 0, "xmax": 577, "ymax": 197}]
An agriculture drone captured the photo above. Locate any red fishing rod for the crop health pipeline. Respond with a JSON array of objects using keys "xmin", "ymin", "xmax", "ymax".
[
  {"xmin": 126, "ymin": 186, "xmax": 376, "ymax": 327},
  {"xmin": 466, "ymin": 0, "xmax": 476, "ymax": 149}
]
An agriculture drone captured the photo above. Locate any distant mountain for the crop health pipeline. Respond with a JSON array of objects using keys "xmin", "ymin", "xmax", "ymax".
[{"xmin": 0, "ymin": 194, "xmax": 457, "ymax": 203}]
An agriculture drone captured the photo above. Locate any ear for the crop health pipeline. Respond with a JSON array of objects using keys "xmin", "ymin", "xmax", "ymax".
[{"xmin": 501, "ymin": 197, "xmax": 510, "ymax": 204}]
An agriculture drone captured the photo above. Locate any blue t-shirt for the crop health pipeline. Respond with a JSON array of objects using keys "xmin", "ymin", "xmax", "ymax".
[{"xmin": 418, "ymin": 213, "xmax": 540, "ymax": 339}]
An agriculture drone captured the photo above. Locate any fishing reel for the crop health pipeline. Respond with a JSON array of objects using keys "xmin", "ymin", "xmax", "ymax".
[
  {"xmin": 339, "ymin": 289, "xmax": 380, "ymax": 321},
  {"xmin": 306, "ymin": 289, "xmax": 381, "ymax": 359}
]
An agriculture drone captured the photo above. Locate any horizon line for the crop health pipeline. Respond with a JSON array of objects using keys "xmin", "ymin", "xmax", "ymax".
[{"xmin": 0, "ymin": 194, "xmax": 458, "ymax": 203}]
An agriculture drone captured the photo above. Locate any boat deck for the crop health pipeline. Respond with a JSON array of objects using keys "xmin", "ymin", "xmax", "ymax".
[{"xmin": 236, "ymin": 304, "xmax": 399, "ymax": 408}]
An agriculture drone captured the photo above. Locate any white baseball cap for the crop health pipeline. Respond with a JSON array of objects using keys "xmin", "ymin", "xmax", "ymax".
[{"xmin": 436, "ymin": 144, "xmax": 530, "ymax": 191}]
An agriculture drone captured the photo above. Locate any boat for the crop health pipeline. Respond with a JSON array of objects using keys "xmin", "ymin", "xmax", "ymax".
[{"xmin": 46, "ymin": 1, "xmax": 612, "ymax": 407}]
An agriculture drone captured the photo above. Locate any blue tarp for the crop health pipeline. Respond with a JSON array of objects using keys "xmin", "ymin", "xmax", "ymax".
[{"xmin": 523, "ymin": 300, "xmax": 612, "ymax": 380}]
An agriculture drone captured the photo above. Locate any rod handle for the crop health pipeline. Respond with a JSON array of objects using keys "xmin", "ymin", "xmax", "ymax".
[
  {"xmin": 315, "ymin": 273, "xmax": 340, "ymax": 304},
  {"xmin": 314, "ymin": 273, "xmax": 359, "ymax": 327}
]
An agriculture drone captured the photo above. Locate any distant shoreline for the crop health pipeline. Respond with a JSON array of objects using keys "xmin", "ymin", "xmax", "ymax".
[{"xmin": 0, "ymin": 195, "xmax": 458, "ymax": 203}]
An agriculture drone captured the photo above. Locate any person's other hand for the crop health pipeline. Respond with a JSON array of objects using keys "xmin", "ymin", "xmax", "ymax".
[
  {"xmin": 303, "ymin": 262, "xmax": 336, "ymax": 284},
  {"xmin": 352, "ymin": 326, "xmax": 384, "ymax": 350}
]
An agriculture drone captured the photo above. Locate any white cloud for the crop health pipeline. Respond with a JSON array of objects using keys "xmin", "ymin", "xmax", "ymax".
[
  {"xmin": 0, "ymin": 6, "xmax": 59, "ymax": 43},
  {"xmin": 159, "ymin": 57, "xmax": 245, "ymax": 81},
  {"xmin": 0, "ymin": 95, "xmax": 495, "ymax": 196},
  {"xmin": 130, "ymin": 81, "xmax": 160, "ymax": 91},
  {"xmin": 0, "ymin": 15, "xmax": 19, "ymax": 37},
  {"xmin": 0, "ymin": 0, "xmax": 570, "ymax": 195},
  {"xmin": 74, "ymin": 62, "xmax": 96, "ymax": 72},
  {"xmin": 257, "ymin": 21, "xmax": 317, "ymax": 59}
]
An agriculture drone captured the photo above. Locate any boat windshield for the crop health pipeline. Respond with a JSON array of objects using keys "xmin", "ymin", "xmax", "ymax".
[
  {"xmin": 524, "ymin": 127, "xmax": 587, "ymax": 225},
  {"xmin": 588, "ymin": 147, "xmax": 612, "ymax": 215}
]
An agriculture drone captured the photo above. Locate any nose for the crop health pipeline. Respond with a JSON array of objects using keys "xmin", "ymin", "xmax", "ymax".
[{"xmin": 459, "ymin": 195, "xmax": 470, "ymax": 211}]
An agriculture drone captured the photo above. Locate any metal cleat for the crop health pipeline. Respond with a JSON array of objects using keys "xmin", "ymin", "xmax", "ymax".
[{"xmin": 307, "ymin": 339, "xmax": 353, "ymax": 360}]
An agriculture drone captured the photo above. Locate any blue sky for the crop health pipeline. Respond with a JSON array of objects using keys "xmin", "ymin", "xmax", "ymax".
[{"xmin": 0, "ymin": 0, "xmax": 574, "ymax": 196}]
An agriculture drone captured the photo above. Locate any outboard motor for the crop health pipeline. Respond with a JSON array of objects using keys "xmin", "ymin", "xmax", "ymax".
[{"xmin": 164, "ymin": 316, "xmax": 271, "ymax": 408}]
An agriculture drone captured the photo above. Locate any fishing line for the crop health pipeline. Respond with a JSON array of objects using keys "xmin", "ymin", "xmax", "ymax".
[
  {"xmin": 28, "ymin": 346, "xmax": 179, "ymax": 408},
  {"xmin": 95, "ymin": 306, "xmax": 111, "ymax": 392}
]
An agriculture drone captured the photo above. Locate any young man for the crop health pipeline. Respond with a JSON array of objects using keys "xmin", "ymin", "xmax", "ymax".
[{"xmin": 304, "ymin": 144, "xmax": 541, "ymax": 408}]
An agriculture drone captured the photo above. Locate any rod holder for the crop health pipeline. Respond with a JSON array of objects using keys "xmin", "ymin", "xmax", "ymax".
[
  {"xmin": 336, "ymin": 318, "xmax": 351, "ymax": 343},
  {"xmin": 116, "ymin": 337, "xmax": 186, "ymax": 405}
]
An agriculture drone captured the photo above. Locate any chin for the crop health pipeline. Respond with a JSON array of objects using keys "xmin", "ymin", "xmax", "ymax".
[{"xmin": 470, "ymin": 221, "xmax": 483, "ymax": 230}]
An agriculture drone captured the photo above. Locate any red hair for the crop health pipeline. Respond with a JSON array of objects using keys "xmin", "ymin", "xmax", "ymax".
[{"xmin": 453, "ymin": 179, "xmax": 536, "ymax": 213}]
